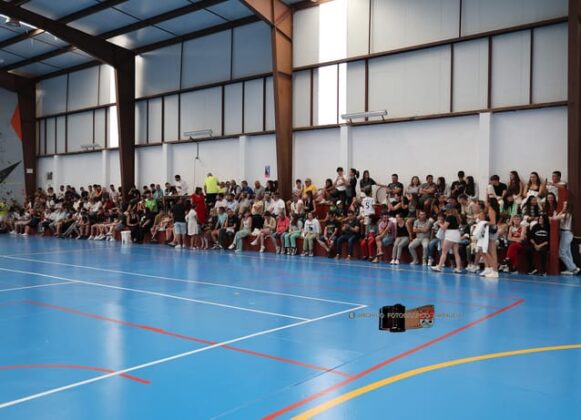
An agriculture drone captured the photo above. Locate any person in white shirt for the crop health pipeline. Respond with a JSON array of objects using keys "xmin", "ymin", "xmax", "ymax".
[
  {"xmin": 545, "ymin": 170, "xmax": 567, "ymax": 197},
  {"xmin": 333, "ymin": 167, "xmax": 348, "ymax": 204},
  {"xmin": 174, "ymin": 175, "xmax": 189, "ymax": 195},
  {"xmin": 224, "ymin": 193, "xmax": 238, "ymax": 212},
  {"xmin": 214, "ymin": 193, "xmax": 228, "ymax": 210},
  {"xmin": 302, "ymin": 211, "xmax": 321, "ymax": 257},
  {"xmin": 186, "ymin": 203, "xmax": 200, "ymax": 249},
  {"xmin": 552, "ymin": 201, "xmax": 580, "ymax": 275},
  {"xmin": 361, "ymin": 191, "xmax": 375, "ymax": 224},
  {"xmin": 272, "ymin": 192, "xmax": 286, "ymax": 216}
]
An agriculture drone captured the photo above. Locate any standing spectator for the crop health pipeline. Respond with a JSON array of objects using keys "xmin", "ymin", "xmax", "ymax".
[
  {"xmin": 174, "ymin": 175, "xmax": 189, "ymax": 196},
  {"xmin": 552, "ymin": 202, "xmax": 580, "ymax": 275},
  {"xmin": 171, "ymin": 198, "xmax": 187, "ymax": 249},
  {"xmin": 360, "ymin": 214, "xmax": 379, "ymax": 260},
  {"xmin": 390, "ymin": 214, "xmax": 411, "ymax": 265},
  {"xmin": 359, "ymin": 170, "xmax": 376, "ymax": 196},
  {"xmin": 346, "ymin": 168, "xmax": 359, "ymax": 205},
  {"xmin": 191, "ymin": 187, "xmax": 207, "ymax": 225},
  {"xmin": 186, "ymin": 202, "xmax": 200, "ymax": 249},
  {"xmin": 333, "ymin": 167, "xmax": 348, "ymax": 204},
  {"xmin": 203, "ymin": 173, "xmax": 220, "ymax": 206},
  {"xmin": 431, "ymin": 206, "xmax": 463, "ymax": 273}
]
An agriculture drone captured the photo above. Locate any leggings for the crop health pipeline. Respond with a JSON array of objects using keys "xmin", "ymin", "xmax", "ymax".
[{"xmin": 392, "ymin": 237, "xmax": 410, "ymax": 259}]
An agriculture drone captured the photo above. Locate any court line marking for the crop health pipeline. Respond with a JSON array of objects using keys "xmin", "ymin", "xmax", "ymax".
[
  {"xmin": 235, "ymin": 252, "xmax": 581, "ymax": 288},
  {"xmin": 292, "ymin": 344, "xmax": 581, "ymax": 419},
  {"xmin": 0, "ymin": 304, "xmax": 367, "ymax": 409},
  {"xmin": 24, "ymin": 300, "xmax": 353, "ymax": 378},
  {"xmin": 0, "ymin": 268, "xmax": 309, "ymax": 321},
  {"xmin": 0, "ymin": 282, "xmax": 72, "ymax": 293},
  {"xmin": 0, "ymin": 255, "xmax": 365, "ymax": 307},
  {"xmin": 0, "ymin": 364, "xmax": 149, "ymax": 384},
  {"xmin": 263, "ymin": 298, "xmax": 525, "ymax": 419}
]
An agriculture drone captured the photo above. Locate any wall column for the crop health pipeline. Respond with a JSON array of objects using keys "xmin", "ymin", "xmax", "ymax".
[{"xmin": 477, "ymin": 112, "xmax": 491, "ymax": 200}]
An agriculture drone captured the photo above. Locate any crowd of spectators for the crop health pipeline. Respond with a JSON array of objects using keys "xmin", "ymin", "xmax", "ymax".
[{"xmin": 0, "ymin": 169, "xmax": 578, "ymax": 278}]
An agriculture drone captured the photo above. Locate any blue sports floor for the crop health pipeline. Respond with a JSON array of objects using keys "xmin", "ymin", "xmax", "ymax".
[{"xmin": 0, "ymin": 236, "xmax": 579, "ymax": 419}]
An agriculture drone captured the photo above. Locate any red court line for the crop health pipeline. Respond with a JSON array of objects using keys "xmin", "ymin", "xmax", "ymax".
[
  {"xmin": 22, "ymin": 300, "xmax": 352, "ymax": 378},
  {"xmin": 0, "ymin": 364, "xmax": 149, "ymax": 384},
  {"xmin": 263, "ymin": 298, "xmax": 525, "ymax": 419}
]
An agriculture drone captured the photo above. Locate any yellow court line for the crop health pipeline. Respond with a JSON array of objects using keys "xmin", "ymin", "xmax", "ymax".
[{"xmin": 292, "ymin": 344, "xmax": 581, "ymax": 419}]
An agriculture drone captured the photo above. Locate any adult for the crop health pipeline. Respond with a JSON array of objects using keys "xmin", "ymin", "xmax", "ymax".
[
  {"xmin": 171, "ymin": 198, "xmax": 187, "ymax": 249},
  {"xmin": 204, "ymin": 173, "xmax": 220, "ymax": 206},
  {"xmin": 174, "ymin": 175, "xmax": 189, "ymax": 196}
]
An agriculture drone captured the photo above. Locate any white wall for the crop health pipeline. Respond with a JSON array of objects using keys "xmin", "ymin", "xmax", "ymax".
[
  {"xmin": 293, "ymin": 128, "xmax": 341, "ymax": 188},
  {"xmin": 490, "ymin": 107, "xmax": 567, "ymax": 180}
]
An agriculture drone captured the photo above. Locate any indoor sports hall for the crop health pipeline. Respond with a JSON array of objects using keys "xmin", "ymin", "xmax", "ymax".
[{"xmin": 0, "ymin": 1, "xmax": 579, "ymax": 419}]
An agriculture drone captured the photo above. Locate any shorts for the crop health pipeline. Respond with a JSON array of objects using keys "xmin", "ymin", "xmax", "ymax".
[
  {"xmin": 381, "ymin": 236, "xmax": 395, "ymax": 247},
  {"xmin": 444, "ymin": 229, "xmax": 461, "ymax": 243},
  {"xmin": 174, "ymin": 222, "xmax": 187, "ymax": 235}
]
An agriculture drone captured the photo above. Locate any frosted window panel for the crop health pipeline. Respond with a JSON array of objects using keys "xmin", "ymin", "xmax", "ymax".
[
  {"xmin": 182, "ymin": 31, "xmax": 231, "ymax": 89},
  {"xmin": 265, "ymin": 77, "xmax": 275, "ymax": 131},
  {"xmin": 319, "ymin": 0, "xmax": 347, "ymax": 62},
  {"xmin": 67, "ymin": 66, "xmax": 99, "ymax": 111},
  {"xmin": 491, "ymin": 31, "xmax": 531, "ymax": 108},
  {"xmin": 346, "ymin": 61, "xmax": 365, "ymax": 114},
  {"xmin": 293, "ymin": 7, "xmax": 319, "ymax": 67},
  {"xmin": 164, "ymin": 95, "xmax": 179, "ymax": 141},
  {"xmin": 224, "ymin": 83, "xmax": 243, "ymax": 135},
  {"xmin": 462, "ymin": 0, "xmax": 567, "ymax": 36},
  {"xmin": 135, "ymin": 44, "xmax": 181, "ymax": 98},
  {"xmin": 315, "ymin": 65, "xmax": 338, "ymax": 125},
  {"xmin": 135, "ymin": 101, "xmax": 147, "ymax": 145},
  {"xmin": 180, "ymin": 87, "xmax": 222, "ymax": 139},
  {"xmin": 371, "ymin": 0, "xmax": 459, "ymax": 53},
  {"xmin": 293, "ymin": 70, "xmax": 311, "ymax": 128},
  {"xmin": 46, "ymin": 118, "xmax": 56, "ymax": 155},
  {"xmin": 368, "ymin": 46, "xmax": 451, "ymax": 118},
  {"xmin": 453, "ymin": 38, "xmax": 489, "ymax": 111},
  {"xmin": 99, "ymin": 65, "xmax": 116, "ymax": 105},
  {"xmin": 108, "ymin": 106, "xmax": 119, "ymax": 149},
  {"xmin": 39, "ymin": 120, "xmax": 45, "ymax": 155},
  {"xmin": 347, "ymin": 0, "xmax": 370, "ymax": 57},
  {"xmin": 232, "ymin": 22, "xmax": 272, "ymax": 79},
  {"xmin": 148, "ymin": 97, "xmax": 163, "ymax": 143},
  {"xmin": 532, "ymin": 24, "xmax": 567, "ymax": 103},
  {"xmin": 56, "ymin": 116, "xmax": 66, "ymax": 154},
  {"xmin": 94, "ymin": 109, "xmax": 106, "ymax": 148},
  {"xmin": 37, "ymin": 75, "xmax": 67, "ymax": 116},
  {"xmin": 244, "ymin": 79, "xmax": 264, "ymax": 133},
  {"xmin": 67, "ymin": 112, "xmax": 94, "ymax": 152}
]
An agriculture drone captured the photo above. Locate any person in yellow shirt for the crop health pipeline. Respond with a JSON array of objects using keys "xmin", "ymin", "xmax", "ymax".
[
  {"xmin": 303, "ymin": 178, "xmax": 317, "ymax": 196},
  {"xmin": 204, "ymin": 173, "xmax": 220, "ymax": 206}
]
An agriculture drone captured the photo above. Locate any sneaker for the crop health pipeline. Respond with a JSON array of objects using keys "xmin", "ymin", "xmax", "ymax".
[
  {"xmin": 346, "ymin": 255, "xmax": 351, "ymax": 260},
  {"xmin": 431, "ymin": 265, "xmax": 442, "ymax": 272},
  {"xmin": 561, "ymin": 270, "xmax": 573, "ymax": 275},
  {"xmin": 228, "ymin": 244, "xmax": 235, "ymax": 250},
  {"xmin": 411, "ymin": 260, "xmax": 419, "ymax": 265},
  {"xmin": 371, "ymin": 257, "xmax": 379, "ymax": 263},
  {"xmin": 250, "ymin": 240, "xmax": 258, "ymax": 246},
  {"xmin": 390, "ymin": 259, "xmax": 396, "ymax": 265},
  {"xmin": 335, "ymin": 254, "xmax": 340, "ymax": 259},
  {"xmin": 276, "ymin": 247, "xmax": 281, "ymax": 254},
  {"xmin": 260, "ymin": 246, "xmax": 265, "ymax": 253},
  {"xmin": 302, "ymin": 251, "xmax": 308, "ymax": 256},
  {"xmin": 309, "ymin": 252, "xmax": 314, "ymax": 257},
  {"xmin": 422, "ymin": 261, "xmax": 428, "ymax": 266},
  {"xmin": 88, "ymin": 236, "xmax": 94, "ymax": 240},
  {"xmin": 394, "ymin": 259, "xmax": 399, "ymax": 265},
  {"xmin": 485, "ymin": 271, "xmax": 499, "ymax": 279},
  {"xmin": 175, "ymin": 245, "xmax": 182, "ymax": 249},
  {"xmin": 572, "ymin": 267, "xmax": 581, "ymax": 275},
  {"xmin": 453, "ymin": 268, "xmax": 463, "ymax": 274},
  {"xmin": 427, "ymin": 258, "xmax": 433, "ymax": 266},
  {"xmin": 479, "ymin": 268, "xmax": 492, "ymax": 277},
  {"xmin": 528, "ymin": 269, "xmax": 538, "ymax": 275},
  {"xmin": 22, "ymin": 233, "xmax": 28, "ymax": 237}
]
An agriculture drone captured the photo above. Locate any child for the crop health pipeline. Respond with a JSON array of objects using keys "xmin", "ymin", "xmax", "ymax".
[{"xmin": 186, "ymin": 203, "xmax": 200, "ymax": 249}]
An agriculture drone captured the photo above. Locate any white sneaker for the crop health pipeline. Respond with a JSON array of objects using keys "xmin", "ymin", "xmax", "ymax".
[
  {"xmin": 250, "ymin": 240, "xmax": 258, "ymax": 246},
  {"xmin": 88, "ymin": 236, "xmax": 94, "ymax": 240},
  {"xmin": 259, "ymin": 246, "xmax": 265, "ymax": 253},
  {"xmin": 22, "ymin": 233, "xmax": 28, "ymax": 236},
  {"xmin": 479, "ymin": 268, "xmax": 492, "ymax": 277},
  {"xmin": 394, "ymin": 259, "xmax": 400, "ymax": 265},
  {"xmin": 485, "ymin": 271, "xmax": 499, "ymax": 279},
  {"xmin": 228, "ymin": 244, "xmax": 235, "ymax": 250},
  {"xmin": 427, "ymin": 258, "xmax": 433, "ymax": 266},
  {"xmin": 572, "ymin": 267, "xmax": 581, "ymax": 275},
  {"xmin": 175, "ymin": 245, "xmax": 182, "ymax": 249},
  {"xmin": 9, "ymin": 231, "xmax": 16, "ymax": 235},
  {"xmin": 390, "ymin": 259, "xmax": 396, "ymax": 264},
  {"xmin": 431, "ymin": 265, "xmax": 442, "ymax": 272},
  {"xmin": 276, "ymin": 247, "xmax": 281, "ymax": 254}
]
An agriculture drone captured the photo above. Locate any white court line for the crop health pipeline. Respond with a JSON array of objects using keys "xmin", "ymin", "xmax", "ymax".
[
  {"xmin": 0, "ymin": 268, "xmax": 308, "ymax": 321},
  {"xmin": 1, "ymin": 248, "xmax": 103, "ymax": 258},
  {"xmin": 0, "ymin": 255, "xmax": 365, "ymax": 306},
  {"xmin": 0, "ymin": 302, "xmax": 367, "ymax": 409},
  {"xmin": 0, "ymin": 281, "xmax": 73, "ymax": 293}
]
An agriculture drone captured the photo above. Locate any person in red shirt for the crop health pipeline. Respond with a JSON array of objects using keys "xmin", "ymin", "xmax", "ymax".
[{"xmin": 191, "ymin": 187, "xmax": 207, "ymax": 225}]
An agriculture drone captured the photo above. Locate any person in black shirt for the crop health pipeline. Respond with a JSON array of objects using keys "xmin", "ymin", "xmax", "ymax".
[
  {"xmin": 359, "ymin": 170, "xmax": 376, "ymax": 195},
  {"xmin": 334, "ymin": 210, "xmax": 360, "ymax": 260},
  {"xmin": 526, "ymin": 215, "xmax": 549, "ymax": 275},
  {"xmin": 171, "ymin": 198, "xmax": 187, "ymax": 249},
  {"xmin": 450, "ymin": 171, "xmax": 467, "ymax": 198},
  {"xmin": 431, "ymin": 206, "xmax": 463, "ymax": 273}
]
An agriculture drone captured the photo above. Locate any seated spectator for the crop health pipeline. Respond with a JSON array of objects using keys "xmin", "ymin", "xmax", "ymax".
[
  {"xmin": 316, "ymin": 178, "xmax": 335, "ymax": 204},
  {"xmin": 271, "ymin": 212, "xmax": 289, "ymax": 254},
  {"xmin": 229, "ymin": 211, "xmax": 252, "ymax": 252},
  {"xmin": 218, "ymin": 208, "xmax": 238, "ymax": 249},
  {"xmin": 302, "ymin": 211, "xmax": 321, "ymax": 257},
  {"xmin": 507, "ymin": 171, "xmax": 525, "ymax": 203},
  {"xmin": 334, "ymin": 210, "xmax": 360, "ymax": 260},
  {"xmin": 465, "ymin": 176, "xmax": 478, "ymax": 200},
  {"xmin": 409, "ymin": 211, "xmax": 432, "ymax": 265},
  {"xmin": 250, "ymin": 211, "xmax": 276, "ymax": 252},
  {"xmin": 391, "ymin": 213, "xmax": 411, "ymax": 265},
  {"xmin": 487, "ymin": 175, "xmax": 507, "ymax": 201},
  {"xmin": 450, "ymin": 171, "xmax": 467, "ymax": 198},
  {"xmin": 373, "ymin": 214, "xmax": 396, "ymax": 263},
  {"xmin": 524, "ymin": 172, "xmax": 545, "ymax": 198},
  {"xmin": 282, "ymin": 214, "xmax": 303, "ymax": 255},
  {"xmin": 293, "ymin": 179, "xmax": 303, "ymax": 199},
  {"xmin": 522, "ymin": 195, "xmax": 541, "ymax": 225},
  {"xmin": 500, "ymin": 214, "xmax": 527, "ymax": 273},
  {"xmin": 545, "ymin": 170, "xmax": 567, "ymax": 196},
  {"xmin": 500, "ymin": 194, "xmax": 520, "ymax": 219},
  {"xmin": 240, "ymin": 180, "xmax": 253, "ymax": 197},
  {"xmin": 543, "ymin": 192, "xmax": 558, "ymax": 217},
  {"xmin": 526, "ymin": 214, "xmax": 549, "ymax": 275}
]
